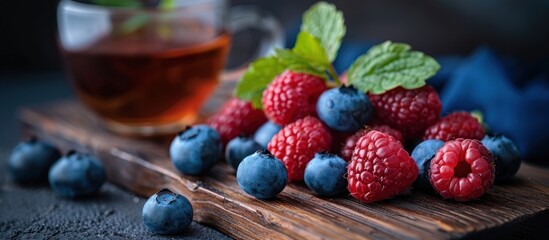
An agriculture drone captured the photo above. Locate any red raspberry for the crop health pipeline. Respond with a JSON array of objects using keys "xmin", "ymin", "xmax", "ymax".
[
  {"xmin": 262, "ymin": 71, "xmax": 327, "ymax": 125},
  {"xmin": 347, "ymin": 130, "xmax": 418, "ymax": 203},
  {"xmin": 340, "ymin": 129, "xmax": 368, "ymax": 162},
  {"xmin": 207, "ymin": 98, "xmax": 267, "ymax": 145},
  {"xmin": 372, "ymin": 125, "xmax": 404, "ymax": 145},
  {"xmin": 340, "ymin": 125, "xmax": 403, "ymax": 162},
  {"xmin": 368, "ymin": 115, "xmax": 385, "ymax": 126},
  {"xmin": 368, "ymin": 85, "xmax": 441, "ymax": 138},
  {"xmin": 429, "ymin": 139, "xmax": 494, "ymax": 201},
  {"xmin": 268, "ymin": 117, "xmax": 332, "ymax": 181},
  {"xmin": 423, "ymin": 112, "xmax": 485, "ymax": 141},
  {"xmin": 330, "ymin": 129, "xmax": 354, "ymax": 154}
]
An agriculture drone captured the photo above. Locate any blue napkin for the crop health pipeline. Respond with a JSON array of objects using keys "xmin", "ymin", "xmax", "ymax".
[{"xmin": 439, "ymin": 47, "xmax": 549, "ymax": 165}]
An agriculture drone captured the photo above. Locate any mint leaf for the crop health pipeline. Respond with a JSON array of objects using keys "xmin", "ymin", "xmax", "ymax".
[
  {"xmin": 293, "ymin": 32, "xmax": 330, "ymax": 66},
  {"xmin": 235, "ymin": 57, "xmax": 287, "ymax": 109},
  {"xmin": 159, "ymin": 0, "xmax": 175, "ymax": 10},
  {"xmin": 301, "ymin": 2, "xmax": 345, "ymax": 62},
  {"xmin": 287, "ymin": 31, "xmax": 343, "ymax": 82},
  {"xmin": 348, "ymin": 41, "xmax": 440, "ymax": 94},
  {"xmin": 276, "ymin": 49, "xmax": 327, "ymax": 79}
]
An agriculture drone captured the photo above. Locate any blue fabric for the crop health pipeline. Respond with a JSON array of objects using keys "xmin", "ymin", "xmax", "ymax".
[
  {"xmin": 430, "ymin": 56, "xmax": 465, "ymax": 91},
  {"xmin": 440, "ymin": 47, "xmax": 549, "ymax": 165}
]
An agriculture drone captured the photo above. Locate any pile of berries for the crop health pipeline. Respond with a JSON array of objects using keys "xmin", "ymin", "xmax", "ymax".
[
  {"xmin": 156, "ymin": 5, "xmax": 528, "ymax": 237},
  {"xmin": 146, "ymin": 1, "xmax": 523, "ymax": 235},
  {"xmin": 190, "ymin": 69, "xmax": 520, "ymax": 203}
]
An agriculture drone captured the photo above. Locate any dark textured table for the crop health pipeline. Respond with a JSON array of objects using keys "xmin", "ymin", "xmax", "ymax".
[{"xmin": 0, "ymin": 73, "xmax": 230, "ymax": 239}]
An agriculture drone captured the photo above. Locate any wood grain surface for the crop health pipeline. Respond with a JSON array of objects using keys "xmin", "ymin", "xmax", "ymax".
[{"xmin": 17, "ymin": 83, "xmax": 549, "ymax": 239}]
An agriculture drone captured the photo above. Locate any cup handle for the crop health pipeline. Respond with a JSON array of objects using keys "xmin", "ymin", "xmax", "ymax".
[{"xmin": 221, "ymin": 5, "xmax": 285, "ymax": 82}]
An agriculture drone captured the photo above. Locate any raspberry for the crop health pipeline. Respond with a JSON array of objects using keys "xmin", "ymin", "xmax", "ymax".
[
  {"xmin": 368, "ymin": 85, "xmax": 441, "ymax": 138},
  {"xmin": 330, "ymin": 129, "xmax": 353, "ymax": 155},
  {"xmin": 429, "ymin": 139, "xmax": 494, "ymax": 201},
  {"xmin": 207, "ymin": 98, "xmax": 267, "ymax": 145},
  {"xmin": 347, "ymin": 130, "xmax": 418, "ymax": 203},
  {"xmin": 372, "ymin": 125, "xmax": 404, "ymax": 145},
  {"xmin": 268, "ymin": 117, "xmax": 332, "ymax": 181},
  {"xmin": 339, "ymin": 125, "xmax": 403, "ymax": 162},
  {"xmin": 368, "ymin": 115, "xmax": 385, "ymax": 126},
  {"xmin": 340, "ymin": 129, "xmax": 368, "ymax": 162},
  {"xmin": 423, "ymin": 112, "xmax": 485, "ymax": 141},
  {"xmin": 262, "ymin": 71, "xmax": 327, "ymax": 125}
]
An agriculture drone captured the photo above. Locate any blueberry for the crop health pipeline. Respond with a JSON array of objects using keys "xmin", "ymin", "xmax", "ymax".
[
  {"xmin": 236, "ymin": 150, "xmax": 287, "ymax": 199},
  {"xmin": 411, "ymin": 139, "xmax": 444, "ymax": 191},
  {"xmin": 482, "ymin": 134, "xmax": 521, "ymax": 183},
  {"xmin": 225, "ymin": 136, "xmax": 262, "ymax": 170},
  {"xmin": 48, "ymin": 151, "xmax": 106, "ymax": 198},
  {"xmin": 142, "ymin": 189, "xmax": 193, "ymax": 235},
  {"xmin": 316, "ymin": 86, "xmax": 373, "ymax": 132},
  {"xmin": 304, "ymin": 153, "xmax": 347, "ymax": 197},
  {"xmin": 170, "ymin": 125, "xmax": 221, "ymax": 175},
  {"xmin": 253, "ymin": 121, "xmax": 282, "ymax": 148},
  {"xmin": 8, "ymin": 138, "xmax": 61, "ymax": 184}
]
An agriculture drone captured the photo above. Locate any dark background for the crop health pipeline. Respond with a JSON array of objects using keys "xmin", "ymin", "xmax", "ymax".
[
  {"xmin": 1, "ymin": 0, "xmax": 549, "ymax": 73},
  {"xmin": 0, "ymin": 0, "xmax": 548, "ymax": 239}
]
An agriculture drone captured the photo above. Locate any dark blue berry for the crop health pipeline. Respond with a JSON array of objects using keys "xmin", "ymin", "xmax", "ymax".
[
  {"xmin": 225, "ymin": 136, "xmax": 262, "ymax": 170},
  {"xmin": 236, "ymin": 150, "xmax": 287, "ymax": 199},
  {"xmin": 316, "ymin": 86, "xmax": 373, "ymax": 132},
  {"xmin": 170, "ymin": 125, "xmax": 221, "ymax": 175},
  {"xmin": 482, "ymin": 134, "xmax": 521, "ymax": 183},
  {"xmin": 48, "ymin": 151, "xmax": 106, "ymax": 198},
  {"xmin": 253, "ymin": 121, "xmax": 282, "ymax": 148},
  {"xmin": 142, "ymin": 189, "xmax": 193, "ymax": 235},
  {"xmin": 304, "ymin": 153, "xmax": 347, "ymax": 197},
  {"xmin": 8, "ymin": 138, "xmax": 61, "ymax": 184},
  {"xmin": 411, "ymin": 139, "xmax": 444, "ymax": 191}
]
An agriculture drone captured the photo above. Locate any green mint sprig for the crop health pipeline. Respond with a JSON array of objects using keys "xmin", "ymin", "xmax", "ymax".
[
  {"xmin": 275, "ymin": 31, "xmax": 336, "ymax": 79},
  {"xmin": 301, "ymin": 2, "xmax": 346, "ymax": 62},
  {"xmin": 235, "ymin": 2, "xmax": 345, "ymax": 109},
  {"xmin": 347, "ymin": 41, "xmax": 440, "ymax": 94},
  {"xmin": 235, "ymin": 2, "xmax": 440, "ymax": 109}
]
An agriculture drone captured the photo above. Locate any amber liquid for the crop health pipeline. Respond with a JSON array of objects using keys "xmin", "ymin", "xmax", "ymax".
[{"xmin": 63, "ymin": 33, "xmax": 230, "ymax": 129}]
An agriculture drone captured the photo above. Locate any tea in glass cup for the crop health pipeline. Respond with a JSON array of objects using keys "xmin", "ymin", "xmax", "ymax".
[{"xmin": 58, "ymin": 0, "xmax": 282, "ymax": 136}]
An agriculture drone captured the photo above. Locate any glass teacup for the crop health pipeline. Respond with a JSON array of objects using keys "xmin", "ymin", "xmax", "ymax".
[{"xmin": 58, "ymin": 0, "xmax": 282, "ymax": 136}]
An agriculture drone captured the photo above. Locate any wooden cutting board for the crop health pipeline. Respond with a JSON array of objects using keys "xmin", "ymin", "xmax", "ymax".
[{"xmin": 17, "ymin": 84, "xmax": 549, "ymax": 240}]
